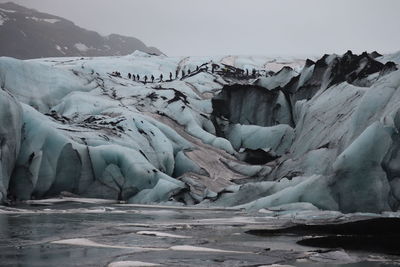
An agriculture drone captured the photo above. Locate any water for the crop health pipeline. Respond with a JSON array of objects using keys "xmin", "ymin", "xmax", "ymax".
[{"xmin": 0, "ymin": 201, "xmax": 399, "ymax": 266}]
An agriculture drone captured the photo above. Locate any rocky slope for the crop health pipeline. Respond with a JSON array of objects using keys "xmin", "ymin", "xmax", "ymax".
[
  {"xmin": 0, "ymin": 2, "xmax": 162, "ymax": 59},
  {"xmin": 0, "ymin": 50, "xmax": 399, "ymax": 214}
]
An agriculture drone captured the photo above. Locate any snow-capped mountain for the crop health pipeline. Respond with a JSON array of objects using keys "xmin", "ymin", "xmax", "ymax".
[
  {"xmin": 0, "ymin": 49, "xmax": 399, "ymax": 214},
  {"xmin": 0, "ymin": 2, "xmax": 162, "ymax": 59}
]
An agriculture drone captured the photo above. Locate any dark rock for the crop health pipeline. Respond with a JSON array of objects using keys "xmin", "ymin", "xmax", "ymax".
[
  {"xmin": 238, "ymin": 148, "xmax": 279, "ymax": 165},
  {"xmin": 379, "ymin": 61, "xmax": 398, "ymax": 77},
  {"xmin": 283, "ymin": 51, "xmax": 387, "ymax": 107},
  {"xmin": 369, "ymin": 51, "xmax": 383, "ymax": 58},
  {"xmin": 212, "ymin": 84, "xmax": 293, "ymax": 132}
]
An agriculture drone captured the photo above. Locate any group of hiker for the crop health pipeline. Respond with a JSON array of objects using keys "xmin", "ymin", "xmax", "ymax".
[
  {"xmin": 128, "ymin": 72, "xmax": 167, "ymax": 84},
  {"xmin": 111, "ymin": 63, "xmax": 262, "ymax": 84}
]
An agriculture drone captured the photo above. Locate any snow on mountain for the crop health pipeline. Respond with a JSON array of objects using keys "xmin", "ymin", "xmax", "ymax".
[
  {"xmin": 0, "ymin": 12, "xmax": 8, "ymax": 25},
  {"xmin": 25, "ymin": 16, "xmax": 60, "ymax": 23},
  {"xmin": 0, "ymin": 2, "xmax": 162, "ymax": 59},
  {"xmin": 0, "ymin": 50, "xmax": 399, "ymax": 214}
]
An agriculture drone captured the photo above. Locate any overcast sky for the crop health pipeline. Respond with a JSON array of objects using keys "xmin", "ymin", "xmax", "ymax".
[{"xmin": 2, "ymin": 0, "xmax": 400, "ymax": 57}]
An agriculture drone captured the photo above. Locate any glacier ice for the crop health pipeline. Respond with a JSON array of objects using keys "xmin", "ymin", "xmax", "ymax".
[
  {"xmin": 0, "ymin": 90, "xmax": 22, "ymax": 203},
  {"xmin": 1, "ymin": 51, "xmax": 400, "ymax": 214}
]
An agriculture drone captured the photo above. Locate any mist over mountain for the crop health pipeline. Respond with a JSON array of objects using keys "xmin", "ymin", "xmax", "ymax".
[{"xmin": 0, "ymin": 2, "xmax": 162, "ymax": 59}]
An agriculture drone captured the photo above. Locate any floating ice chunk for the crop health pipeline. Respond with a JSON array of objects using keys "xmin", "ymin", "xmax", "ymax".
[
  {"xmin": 108, "ymin": 261, "xmax": 160, "ymax": 267},
  {"xmin": 308, "ymin": 250, "xmax": 360, "ymax": 264},
  {"xmin": 52, "ymin": 238, "xmax": 163, "ymax": 251},
  {"xmin": 267, "ymin": 202, "xmax": 320, "ymax": 212},
  {"xmin": 25, "ymin": 197, "xmax": 119, "ymax": 205},
  {"xmin": 169, "ymin": 245, "xmax": 247, "ymax": 254},
  {"xmin": 136, "ymin": 231, "xmax": 191, "ymax": 239}
]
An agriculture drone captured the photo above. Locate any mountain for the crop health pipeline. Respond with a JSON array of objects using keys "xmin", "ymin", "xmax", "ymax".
[{"xmin": 0, "ymin": 2, "xmax": 162, "ymax": 59}]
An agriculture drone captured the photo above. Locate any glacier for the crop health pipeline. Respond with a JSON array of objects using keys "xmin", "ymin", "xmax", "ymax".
[{"xmin": 1, "ymin": 50, "xmax": 400, "ymax": 213}]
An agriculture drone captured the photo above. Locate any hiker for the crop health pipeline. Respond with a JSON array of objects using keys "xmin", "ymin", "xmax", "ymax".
[
  {"xmin": 137, "ymin": 74, "xmax": 140, "ymax": 81},
  {"xmin": 144, "ymin": 75, "xmax": 148, "ymax": 84},
  {"xmin": 188, "ymin": 69, "xmax": 191, "ymax": 75},
  {"xmin": 169, "ymin": 72, "xmax": 173, "ymax": 81},
  {"xmin": 252, "ymin": 68, "xmax": 256, "ymax": 77},
  {"xmin": 196, "ymin": 66, "xmax": 199, "ymax": 71},
  {"xmin": 181, "ymin": 70, "xmax": 185, "ymax": 77},
  {"xmin": 151, "ymin": 75, "xmax": 155, "ymax": 83},
  {"xmin": 128, "ymin": 73, "xmax": 132, "ymax": 79},
  {"xmin": 175, "ymin": 70, "xmax": 179, "ymax": 79},
  {"xmin": 132, "ymin": 74, "xmax": 136, "ymax": 81},
  {"xmin": 159, "ymin": 73, "xmax": 163, "ymax": 82}
]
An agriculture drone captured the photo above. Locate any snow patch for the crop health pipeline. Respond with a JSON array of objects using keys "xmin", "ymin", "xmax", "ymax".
[
  {"xmin": 25, "ymin": 16, "xmax": 60, "ymax": 23},
  {"xmin": 0, "ymin": 8, "xmax": 16, "ymax": 13},
  {"xmin": 55, "ymin": 45, "xmax": 66, "ymax": 55},
  {"xmin": 25, "ymin": 197, "xmax": 119, "ymax": 205},
  {"xmin": 0, "ymin": 13, "xmax": 8, "ymax": 26},
  {"xmin": 74, "ymin": 43, "xmax": 89, "ymax": 52}
]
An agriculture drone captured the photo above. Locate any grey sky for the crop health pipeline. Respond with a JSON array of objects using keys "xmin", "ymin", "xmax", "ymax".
[{"xmin": 2, "ymin": 0, "xmax": 400, "ymax": 57}]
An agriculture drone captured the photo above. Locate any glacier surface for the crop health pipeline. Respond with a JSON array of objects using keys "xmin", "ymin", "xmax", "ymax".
[{"xmin": 1, "ymin": 50, "xmax": 400, "ymax": 213}]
